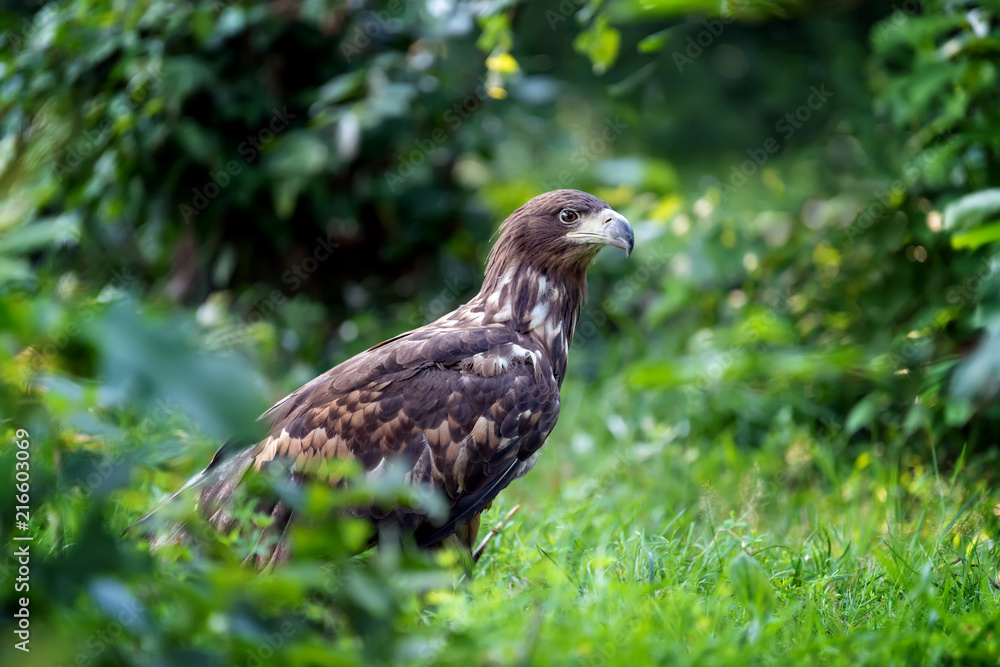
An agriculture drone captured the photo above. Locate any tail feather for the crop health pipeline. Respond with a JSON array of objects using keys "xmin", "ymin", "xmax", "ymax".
[
  {"xmin": 128, "ymin": 439, "xmax": 298, "ymax": 568},
  {"xmin": 126, "ymin": 439, "xmax": 258, "ymax": 550}
]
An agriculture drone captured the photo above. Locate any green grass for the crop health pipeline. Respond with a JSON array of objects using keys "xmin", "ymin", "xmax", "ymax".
[
  {"xmin": 418, "ymin": 376, "xmax": 1000, "ymax": 665},
  {"xmin": 4, "ymin": 364, "xmax": 999, "ymax": 667}
]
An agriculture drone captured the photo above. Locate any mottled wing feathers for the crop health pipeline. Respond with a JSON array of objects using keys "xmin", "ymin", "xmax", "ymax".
[{"xmin": 240, "ymin": 324, "xmax": 560, "ymax": 546}]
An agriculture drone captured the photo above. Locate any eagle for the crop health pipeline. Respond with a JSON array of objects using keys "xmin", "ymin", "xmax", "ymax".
[{"xmin": 135, "ymin": 189, "xmax": 634, "ymax": 567}]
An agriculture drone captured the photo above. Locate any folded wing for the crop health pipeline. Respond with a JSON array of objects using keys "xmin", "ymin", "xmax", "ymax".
[{"xmin": 138, "ymin": 324, "xmax": 561, "ymax": 567}]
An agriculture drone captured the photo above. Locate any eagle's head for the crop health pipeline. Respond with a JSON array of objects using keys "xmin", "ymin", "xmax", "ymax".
[{"xmin": 486, "ymin": 189, "xmax": 635, "ymax": 281}]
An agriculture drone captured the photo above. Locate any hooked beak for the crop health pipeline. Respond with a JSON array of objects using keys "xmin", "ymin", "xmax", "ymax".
[{"xmin": 566, "ymin": 208, "xmax": 635, "ymax": 258}]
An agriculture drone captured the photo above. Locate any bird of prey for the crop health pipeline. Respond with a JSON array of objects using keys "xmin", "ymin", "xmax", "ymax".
[{"xmin": 135, "ymin": 189, "xmax": 634, "ymax": 568}]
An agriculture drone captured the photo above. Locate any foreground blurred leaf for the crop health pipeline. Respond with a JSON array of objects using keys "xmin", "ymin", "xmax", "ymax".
[
  {"xmin": 950, "ymin": 220, "xmax": 1000, "ymax": 250},
  {"xmin": 944, "ymin": 189, "xmax": 1000, "ymax": 232},
  {"xmin": 574, "ymin": 16, "xmax": 621, "ymax": 74},
  {"xmin": 92, "ymin": 301, "xmax": 268, "ymax": 439}
]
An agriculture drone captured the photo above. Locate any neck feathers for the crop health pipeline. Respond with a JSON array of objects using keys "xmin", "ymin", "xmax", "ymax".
[{"xmin": 467, "ymin": 263, "xmax": 586, "ymax": 384}]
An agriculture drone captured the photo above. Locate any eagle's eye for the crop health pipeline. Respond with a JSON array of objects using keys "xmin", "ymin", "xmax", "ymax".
[{"xmin": 559, "ymin": 209, "xmax": 579, "ymax": 224}]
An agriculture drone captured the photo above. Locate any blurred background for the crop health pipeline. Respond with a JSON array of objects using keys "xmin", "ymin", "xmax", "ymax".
[{"xmin": 2, "ymin": 0, "xmax": 1000, "ymax": 664}]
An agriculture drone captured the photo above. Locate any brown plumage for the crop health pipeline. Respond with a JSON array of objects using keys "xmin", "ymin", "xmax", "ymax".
[{"xmin": 134, "ymin": 189, "xmax": 634, "ymax": 567}]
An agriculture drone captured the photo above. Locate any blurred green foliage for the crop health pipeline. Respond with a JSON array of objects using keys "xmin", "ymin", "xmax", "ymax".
[{"xmin": 2, "ymin": 0, "xmax": 1000, "ymax": 664}]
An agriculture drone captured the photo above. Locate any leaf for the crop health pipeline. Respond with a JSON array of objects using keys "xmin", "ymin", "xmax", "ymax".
[
  {"xmin": 477, "ymin": 14, "xmax": 513, "ymax": 54},
  {"xmin": 0, "ymin": 213, "xmax": 81, "ymax": 255},
  {"xmin": 845, "ymin": 393, "xmax": 878, "ymax": 437},
  {"xmin": 573, "ymin": 17, "xmax": 621, "ymax": 75},
  {"xmin": 944, "ymin": 397, "xmax": 974, "ymax": 426},
  {"xmin": 971, "ymin": 257, "xmax": 1000, "ymax": 326},
  {"xmin": 949, "ymin": 331, "xmax": 1000, "ymax": 403},
  {"xmin": 89, "ymin": 577, "xmax": 150, "ymax": 634},
  {"xmin": 272, "ymin": 178, "xmax": 304, "ymax": 220},
  {"xmin": 212, "ymin": 7, "xmax": 247, "ymax": 42},
  {"xmin": 637, "ymin": 30, "xmax": 670, "ymax": 54},
  {"xmin": 0, "ymin": 256, "xmax": 33, "ymax": 285},
  {"xmin": 317, "ymin": 70, "xmax": 366, "ymax": 105},
  {"xmin": 951, "ymin": 220, "xmax": 1000, "ymax": 250},
  {"xmin": 266, "ymin": 131, "xmax": 331, "ymax": 178},
  {"xmin": 943, "ymin": 188, "xmax": 1000, "ymax": 232},
  {"xmin": 92, "ymin": 302, "xmax": 269, "ymax": 440}
]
